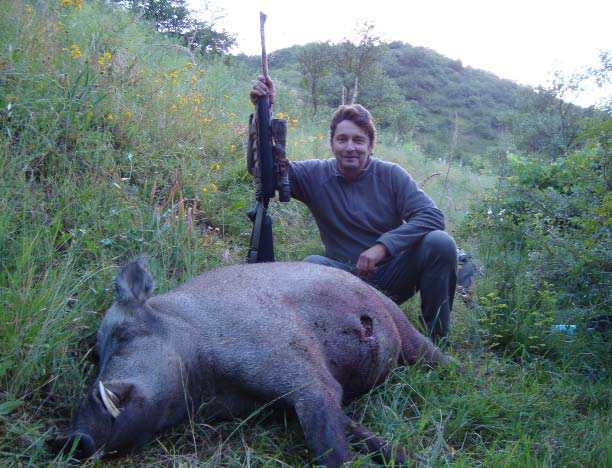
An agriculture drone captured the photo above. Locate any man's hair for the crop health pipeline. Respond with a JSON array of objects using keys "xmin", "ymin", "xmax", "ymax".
[{"xmin": 330, "ymin": 104, "xmax": 377, "ymax": 148}]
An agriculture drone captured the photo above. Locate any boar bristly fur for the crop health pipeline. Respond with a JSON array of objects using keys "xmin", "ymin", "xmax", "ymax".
[{"xmin": 67, "ymin": 259, "xmax": 450, "ymax": 466}]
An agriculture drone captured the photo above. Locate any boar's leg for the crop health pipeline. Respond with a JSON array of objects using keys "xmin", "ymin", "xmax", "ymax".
[
  {"xmin": 292, "ymin": 382, "xmax": 408, "ymax": 467},
  {"xmin": 387, "ymin": 306, "xmax": 450, "ymax": 367},
  {"xmin": 293, "ymin": 384, "xmax": 350, "ymax": 468}
]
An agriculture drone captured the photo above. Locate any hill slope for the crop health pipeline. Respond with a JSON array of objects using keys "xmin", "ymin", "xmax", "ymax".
[{"xmin": 239, "ymin": 40, "xmax": 593, "ymax": 166}]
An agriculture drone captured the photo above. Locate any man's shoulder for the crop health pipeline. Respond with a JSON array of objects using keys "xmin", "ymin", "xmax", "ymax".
[
  {"xmin": 370, "ymin": 157, "xmax": 413, "ymax": 183},
  {"xmin": 290, "ymin": 158, "xmax": 335, "ymax": 179},
  {"xmin": 291, "ymin": 157, "xmax": 334, "ymax": 168}
]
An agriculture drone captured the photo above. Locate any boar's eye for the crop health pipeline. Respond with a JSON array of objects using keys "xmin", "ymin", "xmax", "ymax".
[{"xmin": 112, "ymin": 325, "xmax": 134, "ymax": 344}]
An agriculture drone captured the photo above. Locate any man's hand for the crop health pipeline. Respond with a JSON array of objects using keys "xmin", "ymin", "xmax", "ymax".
[
  {"xmin": 250, "ymin": 75, "xmax": 276, "ymax": 105},
  {"xmin": 356, "ymin": 243, "xmax": 389, "ymax": 277}
]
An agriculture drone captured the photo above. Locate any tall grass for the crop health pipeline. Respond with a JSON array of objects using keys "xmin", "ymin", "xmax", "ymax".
[{"xmin": 0, "ymin": 1, "xmax": 609, "ymax": 466}]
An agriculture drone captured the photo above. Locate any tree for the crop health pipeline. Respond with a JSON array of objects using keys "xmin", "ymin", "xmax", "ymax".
[
  {"xmin": 184, "ymin": 21, "xmax": 235, "ymax": 56},
  {"xmin": 114, "ymin": 0, "xmax": 235, "ymax": 55},
  {"xmin": 582, "ymin": 49, "xmax": 611, "ymax": 113},
  {"xmin": 509, "ymin": 84, "xmax": 583, "ymax": 160},
  {"xmin": 333, "ymin": 22, "xmax": 381, "ymax": 104},
  {"xmin": 119, "ymin": 0, "xmax": 191, "ymax": 33},
  {"xmin": 297, "ymin": 42, "xmax": 333, "ymax": 115}
]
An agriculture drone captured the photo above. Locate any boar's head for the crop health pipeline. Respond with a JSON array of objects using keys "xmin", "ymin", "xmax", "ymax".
[{"xmin": 66, "ymin": 258, "xmax": 188, "ymax": 459}]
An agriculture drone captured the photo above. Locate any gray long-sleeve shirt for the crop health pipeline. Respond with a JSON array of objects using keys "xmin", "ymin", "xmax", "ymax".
[{"xmin": 289, "ymin": 157, "xmax": 445, "ymax": 265}]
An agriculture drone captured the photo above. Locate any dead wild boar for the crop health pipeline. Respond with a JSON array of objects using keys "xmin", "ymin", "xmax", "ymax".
[{"xmin": 66, "ymin": 258, "xmax": 450, "ymax": 466}]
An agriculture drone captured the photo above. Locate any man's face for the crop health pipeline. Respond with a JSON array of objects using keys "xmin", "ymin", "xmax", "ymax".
[{"xmin": 331, "ymin": 120, "xmax": 372, "ymax": 178}]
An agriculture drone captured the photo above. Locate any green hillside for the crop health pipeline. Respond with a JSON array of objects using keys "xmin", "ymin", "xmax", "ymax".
[
  {"xmin": 240, "ymin": 40, "xmax": 597, "ymax": 168},
  {"xmin": 1, "ymin": 1, "xmax": 609, "ymax": 466},
  {"xmin": 383, "ymin": 42, "xmax": 524, "ymax": 157}
]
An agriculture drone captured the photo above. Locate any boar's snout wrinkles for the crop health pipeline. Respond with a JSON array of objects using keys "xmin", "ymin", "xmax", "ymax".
[{"xmin": 67, "ymin": 258, "xmax": 450, "ymax": 466}]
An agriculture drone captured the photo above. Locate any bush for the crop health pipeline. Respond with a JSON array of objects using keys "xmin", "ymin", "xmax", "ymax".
[{"xmin": 458, "ymin": 119, "xmax": 611, "ymax": 366}]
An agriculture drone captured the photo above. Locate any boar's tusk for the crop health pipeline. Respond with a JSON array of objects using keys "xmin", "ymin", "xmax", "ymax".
[{"xmin": 99, "ymin": 381, "xmax": 121, "ymax": 418}]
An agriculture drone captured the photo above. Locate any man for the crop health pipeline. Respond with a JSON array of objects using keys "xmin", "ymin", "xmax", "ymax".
[{"xmin": 251, "ymin": 77, "xmax": 457, "ymax": 343}]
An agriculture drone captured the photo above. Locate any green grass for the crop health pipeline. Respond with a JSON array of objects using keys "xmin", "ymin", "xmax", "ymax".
[{"xmin": 0, "ymin": 1, "xmax": 609, "ymax": 466}]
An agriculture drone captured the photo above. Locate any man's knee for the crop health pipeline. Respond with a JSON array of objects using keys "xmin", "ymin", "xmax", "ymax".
[
  {"xmin": 422, "ymin": 230, "xmax": 457, "ymax": 265},
  {"xmin": 303, "ymin": 255, "xmax": 351, "ymax": 271},
  {"xmin": 304, "ymin": 254, "xmax": 330, "ymax": 265}
]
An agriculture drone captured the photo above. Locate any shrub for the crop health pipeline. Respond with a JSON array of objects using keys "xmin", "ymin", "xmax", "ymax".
[{"xmin": 458, "ymin": 119, "xmax": 611, "ymax": 366}]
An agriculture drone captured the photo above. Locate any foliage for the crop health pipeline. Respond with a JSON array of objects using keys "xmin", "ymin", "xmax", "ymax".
[
  {"xmin": 458, "ymin": 116, "xmax": 611, "ymax": 364},
  {"xmin": 122, "ymin": 0, "xmax": 191, "ymax": 33},
  {"xmin": 332, "ymin": 21, "xmax": 381, "ymax": 104},
  {"xmin": 296, "ymin": 41, "xmax": 333, "ymax": 115},
  {"xmin": 115, "ymin": 0, "xmax": 235, "ymax": 55},
  {"xmin": 253, "ymin": 40, "xmax": 602, "ymax": 169},
  {"xmin": 507, "ymin": 84, "xmax": 585, "ymax": 160}
]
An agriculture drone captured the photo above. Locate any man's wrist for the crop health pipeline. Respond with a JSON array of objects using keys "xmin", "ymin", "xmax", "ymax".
[{"xmin": 375, "ymin": 243, "xmax": 389, "ymax": 260}]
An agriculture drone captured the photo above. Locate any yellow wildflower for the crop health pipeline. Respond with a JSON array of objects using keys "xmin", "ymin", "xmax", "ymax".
[
  {"xmin": 74, "ymin": 0, "xmax": 82, "ymax": 8},
  {"xmin": 191, "ymin": 92, "xmax": 203, "ymax": 105},
  {"xmin": 61, "ymin": 0, "xmax": 71, "ymax": 7},
  {"xmin": 191, "ymin": 75, "xmax": 197, "ymax": 85},
  {"xmin": 69, "ymin": 44, "xmax": 81, "ymax": 59},
  {"xmin": 97, "ymin": 51, "xmax": 112, "ymax": 67},
  {"xmin": 211, "ymin": 163, "xmax": 221, "ymax": 171},
  {"xmin": 229, "ymin": 144, "xmax": 236, "ymax": 151},
  {"xmin": 184, "ymin": 61, "xmax": 193, "ymax": 69},
  {"xmin": 105, "ymin": 112, "xmax": 114, "ymax": 122},
  {"xmin": 209, "ymin": 183, "xmax": 218, "ymax": 192},
  {"xmin": 202, "ymin": 187, "xmax": 208, "ymax": 193},
  {"xmin": 124, "ymin": 110, "xmax": 133, "ymax": 120},
  {"xmin": 25, "ymin": 4, "xmax": 33, "ymax": 13},
  {"xmin": 223, "ymin": 94, "xmax": 229, "ymax": 100},
  {"xmin": 168, "ymin": 69, "xmax": 178, "ymax": 81}
]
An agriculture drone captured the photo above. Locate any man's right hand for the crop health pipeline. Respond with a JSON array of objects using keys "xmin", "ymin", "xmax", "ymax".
[
  {"xmin": 250, "ymin": 75, "xmax": 276, "ymax": 105},
  {"xmin": 355, "ymin": 243, "xmax": 389, "ymax": 277}
]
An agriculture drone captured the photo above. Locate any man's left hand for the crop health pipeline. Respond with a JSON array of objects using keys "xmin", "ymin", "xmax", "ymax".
[{"xmin": 356, "ymin": 244, "xmax": 389, "ymax": 277}]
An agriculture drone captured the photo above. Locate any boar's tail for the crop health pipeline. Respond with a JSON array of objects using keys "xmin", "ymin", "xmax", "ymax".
[
  {"xmin": 347, "ymin": 418, "xmax": 408, "ymax": 465},
  {"xmin": 388, "ymin": 306, "xmax": 452, "ymax": 367}
]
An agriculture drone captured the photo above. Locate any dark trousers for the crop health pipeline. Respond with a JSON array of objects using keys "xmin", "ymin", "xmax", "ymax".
[{"xmin": 304, "ymin": 230, "xmax": 457, "ymax": 342}]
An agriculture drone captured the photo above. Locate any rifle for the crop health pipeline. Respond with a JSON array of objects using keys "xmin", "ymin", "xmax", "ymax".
[{"xmin": 246, "ymin": 12, "xmax": 290, "ymax": 263}]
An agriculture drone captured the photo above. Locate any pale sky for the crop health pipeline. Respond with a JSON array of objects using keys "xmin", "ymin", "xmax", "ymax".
[{"xmin": 190, "ymin": 0, "xmax": 611, "ymax": 107}]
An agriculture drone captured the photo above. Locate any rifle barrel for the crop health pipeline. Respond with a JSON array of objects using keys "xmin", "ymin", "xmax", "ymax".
[{"xmin": 260, "ymin": 12, "xmax": 268, "ymax": 79}]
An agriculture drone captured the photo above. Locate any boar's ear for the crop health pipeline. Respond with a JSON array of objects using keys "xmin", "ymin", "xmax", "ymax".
[{"xmin": 114, "ymin": 257, "xmax": 155, "ymax": 305}]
